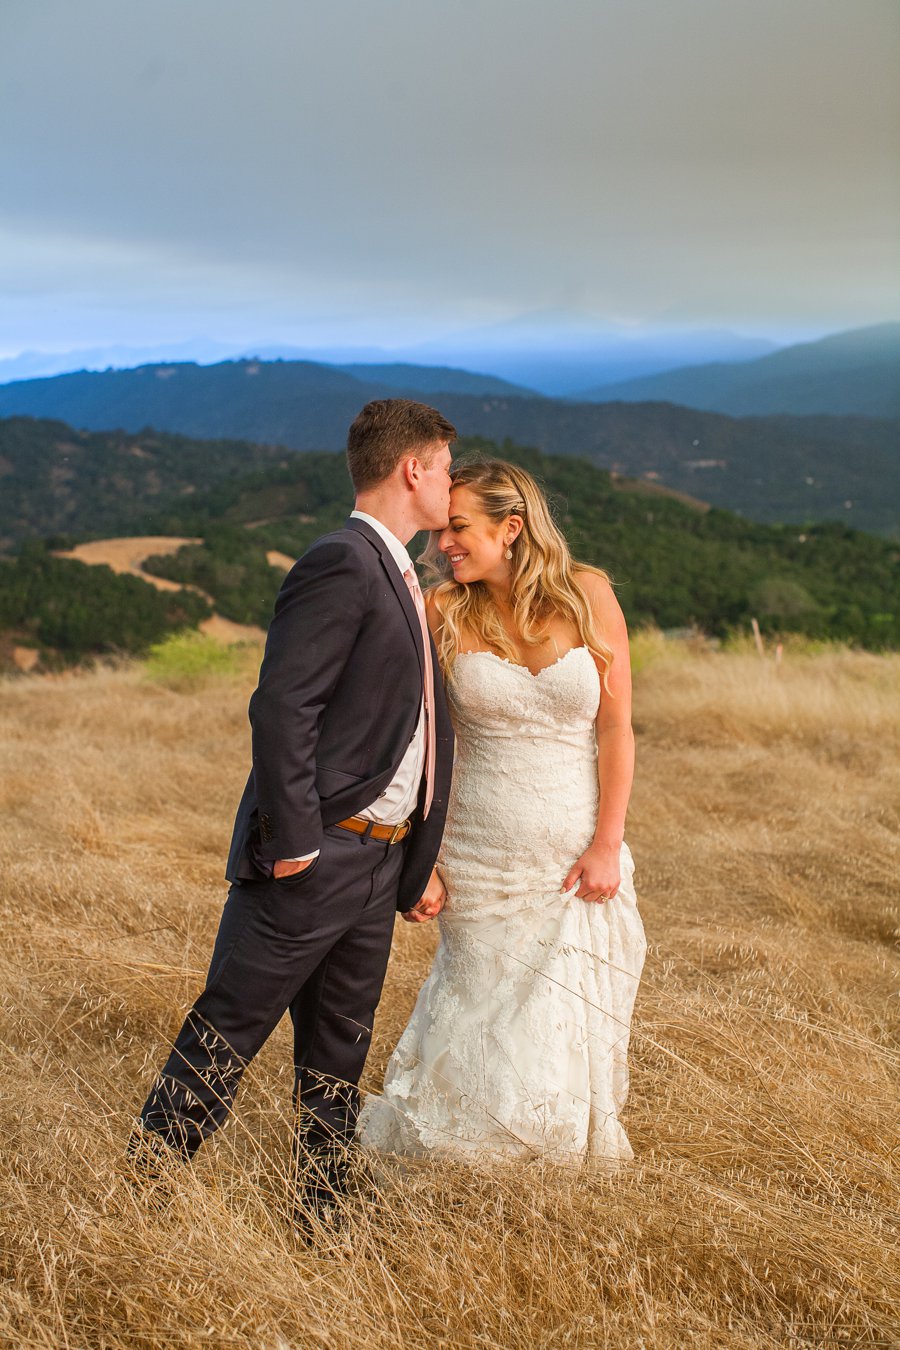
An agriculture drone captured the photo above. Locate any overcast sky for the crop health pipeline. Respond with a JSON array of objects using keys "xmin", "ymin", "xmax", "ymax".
[{"xmin": 1, "ymin": 0, "xmax": 898, "ymax": 357}]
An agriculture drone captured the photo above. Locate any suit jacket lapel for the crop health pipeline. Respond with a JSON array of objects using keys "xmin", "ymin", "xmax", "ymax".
[{"xmin": 343, "ymin": 517, "xmax": 425, "ymax": 680}]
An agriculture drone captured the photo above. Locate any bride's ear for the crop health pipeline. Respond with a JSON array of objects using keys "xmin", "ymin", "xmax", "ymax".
[{"xmin": 505, "ymin": 515, "xmax": 524, "ymax": 546}]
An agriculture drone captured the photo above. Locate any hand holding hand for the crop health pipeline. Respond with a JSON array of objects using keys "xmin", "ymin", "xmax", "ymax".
[
  {"xmin": 402, "ymin": 868, "xmax": 447, "ymax": 924},
  {"xmin": 561, "ymin": 841, "xmax": 621, "ymax": 904}
]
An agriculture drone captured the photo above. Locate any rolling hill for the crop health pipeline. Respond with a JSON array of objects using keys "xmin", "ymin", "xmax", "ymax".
[
  {"xmin": 0, "ymin": 416, "xmax": 290, "ymax": 550},
  {"xmin": 1, "ymin": 416, "xmax": 897, "ymax": 666},
  {"xmin": 581, "ymin": 323, "xmax": 900, "ymax": 418},
  {"xmin": 333, "ymin": 363, "xmax": 536, "ymax": 397},
  {"xmin": 0, "ymin": 360, "xmax": 896, "ymax": 534}
]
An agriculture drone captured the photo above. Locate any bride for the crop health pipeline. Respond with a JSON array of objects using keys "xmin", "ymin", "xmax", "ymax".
[{"xmin": 357, "ymin": 460, "xmax": 646, "ymax": 1163}]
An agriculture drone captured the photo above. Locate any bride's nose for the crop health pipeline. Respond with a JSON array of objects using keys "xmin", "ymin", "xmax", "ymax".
[{"xmin": 438, "ymin": 529, "xmax": 455, "ymax": 552}]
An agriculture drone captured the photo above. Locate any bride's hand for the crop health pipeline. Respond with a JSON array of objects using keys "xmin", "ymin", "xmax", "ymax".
[
  {"xmin": 402, "ymin": 868, "xmax": 447, "ymax": 924},
  {"xmin": 562, "ymin": 842, "xmax": 621, "ymax": 904}
]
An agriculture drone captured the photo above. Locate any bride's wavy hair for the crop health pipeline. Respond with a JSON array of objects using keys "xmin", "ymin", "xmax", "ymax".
[{"xmin": 420, "ymin": 459, "xmax": 614, "ymax": 685}]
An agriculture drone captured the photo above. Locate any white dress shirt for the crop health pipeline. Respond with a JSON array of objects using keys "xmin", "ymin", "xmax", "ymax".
[{"xmin": 285, "ymin": 510, "xmax": 427, "ymax": 861}]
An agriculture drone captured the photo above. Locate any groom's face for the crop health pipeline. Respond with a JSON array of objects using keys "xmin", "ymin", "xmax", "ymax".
[{"xmin": 412, "ymin": 441, "xmax": 454, "ymax": 531}]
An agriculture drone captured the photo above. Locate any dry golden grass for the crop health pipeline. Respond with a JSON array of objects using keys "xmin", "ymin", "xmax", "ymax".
[{"xmin": 0, "ymin": 642, "xmax": 897, "ymax": 1348}]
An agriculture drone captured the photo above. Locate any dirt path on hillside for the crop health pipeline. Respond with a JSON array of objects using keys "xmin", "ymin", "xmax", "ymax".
[
  {"xmin": 200, "ymin": 614, "xmax": 266, "ymax": 643},
  {"xmin": 53, "ymin": 537, "xmax": 265, "ymax": 644},
  {"xmin": 265, "ymin": 549, "xmax": 295, "ymax": 571},
  {"xmin": 55, "ymin": 537, "xmax": 204, "ymax": 594}
]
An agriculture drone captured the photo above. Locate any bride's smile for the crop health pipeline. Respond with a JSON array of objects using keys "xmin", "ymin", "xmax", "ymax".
[{"xmin": 437, "ymin": 484, "xmax": 524, "ymax": 589}]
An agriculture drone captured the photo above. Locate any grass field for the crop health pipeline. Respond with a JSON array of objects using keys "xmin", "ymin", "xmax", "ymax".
[{"xmin": 0, "ymin": 640, "xmax": 897, "ymax": 1348}]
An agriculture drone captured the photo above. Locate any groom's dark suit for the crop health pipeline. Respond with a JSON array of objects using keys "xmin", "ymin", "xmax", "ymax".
[{"xmin": 138, "ymin": 517, "xmax": 453, "ymax": 1158}]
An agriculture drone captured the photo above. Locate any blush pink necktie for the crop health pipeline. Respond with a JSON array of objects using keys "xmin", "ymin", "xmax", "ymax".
[{"xmin": 404, "ymin": 566, "xmax": 436, "ymax": 819}]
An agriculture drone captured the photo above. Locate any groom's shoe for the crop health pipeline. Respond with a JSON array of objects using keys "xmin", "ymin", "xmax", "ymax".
[
  {"xmin": 291, "ymin": 1181, "xmax": 344, "ymax": 1243},
  {"xmin": 291, "ymin": 1137, "xmax": 370, "ymax": 1242},
  {"xmin": 124, "ymin": 1124, "xmax": 187, "ymax": 1205}
]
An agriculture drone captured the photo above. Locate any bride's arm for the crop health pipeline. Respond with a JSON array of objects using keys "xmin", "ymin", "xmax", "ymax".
[
  {"xmin": 588, "ymin": 572, "xmax": 635, "ymax": 850},
  {"xmin": 561, "ymin": 572, "xmax": 634, "ymax": 903}
]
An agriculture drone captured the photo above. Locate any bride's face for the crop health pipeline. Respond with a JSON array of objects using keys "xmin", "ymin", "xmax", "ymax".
[{"xmin": 438, "ymin": 485, "xmax": 517, "ymax": 585}]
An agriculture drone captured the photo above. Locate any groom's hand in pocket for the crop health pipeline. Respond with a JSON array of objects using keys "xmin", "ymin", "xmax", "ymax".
[
  {"xmin": 402, "ymin": 869, "xmax": 446, "ymax": 924},
  {"xmin": 273, "ymin": 857, "xmax": 316, "ymax": 879}
]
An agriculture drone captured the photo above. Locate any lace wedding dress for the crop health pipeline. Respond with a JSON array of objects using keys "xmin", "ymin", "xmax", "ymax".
[{"xmin": 357, "ymin": 646, "xmax": 647, "ymax": 1163}]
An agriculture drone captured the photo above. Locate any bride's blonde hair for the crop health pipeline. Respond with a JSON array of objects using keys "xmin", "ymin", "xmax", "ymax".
[{"xmin": 420, "ymin": 459, "xmax": 614, "ymax": 685}]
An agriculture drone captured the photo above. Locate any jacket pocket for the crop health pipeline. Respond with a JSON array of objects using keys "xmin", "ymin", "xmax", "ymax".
[{"xmin": 315, "ymin": 764, "xmax": 363, "ymax": 799}]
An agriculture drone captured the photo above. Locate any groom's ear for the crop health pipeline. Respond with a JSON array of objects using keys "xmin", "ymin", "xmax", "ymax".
[{"xmin": 402, "ymin": 455, "xmax": 424, "ymax": 489}]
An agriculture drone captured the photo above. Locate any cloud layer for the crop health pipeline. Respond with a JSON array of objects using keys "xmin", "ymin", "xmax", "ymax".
[{"xmin": 1, "ymin": 0, "xmax": 898, "ymax": 352}]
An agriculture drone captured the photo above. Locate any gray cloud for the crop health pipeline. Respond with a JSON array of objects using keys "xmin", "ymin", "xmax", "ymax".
[{"xmin": 0, "ymin": 0, "xmax": 897, "ymax": 352}]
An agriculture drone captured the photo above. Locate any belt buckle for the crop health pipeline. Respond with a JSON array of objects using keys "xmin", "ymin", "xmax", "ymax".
[{"xmin": 388, "ymin": 819, "xmax": 408, "ymax": 845}]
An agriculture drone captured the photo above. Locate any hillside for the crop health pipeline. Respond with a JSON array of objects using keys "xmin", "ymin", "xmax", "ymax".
[
  {"xmin": 2, "ymin": 418, "xmax": 896, "ymax": 665},
  {"xmin": 0, "ymin": 359, "xmax": 378, "ymax": 448},
  {"xmin": 334, "ymin": 363, "xmax": 536, "ymax": 397},
  {"xmin": 0, "ymin": 541, "xmax": 210, "ymax": 667},
  {"xmin": 0, "ymin": 416, "xmax": 290, "ymax": 550},
  {"xmin": 582, "ymin": 322, "xmax": 900, "ymax": 418},
  {"xmin": 0, "ymin": 360, "xmax": 896, "ymax": 533},
  {"xmin": 138, "ymin": 442, "xmax": 899, "ymax": 650}
]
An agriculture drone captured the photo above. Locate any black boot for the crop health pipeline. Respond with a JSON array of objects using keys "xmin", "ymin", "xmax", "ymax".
[
  {"xmin": 124, "ymin": 1123, "xmax": 187, "ymax": 1203},
  {"xmin": 291, "ymin": 1130, "xmax": 372, "ymax": 1240}
]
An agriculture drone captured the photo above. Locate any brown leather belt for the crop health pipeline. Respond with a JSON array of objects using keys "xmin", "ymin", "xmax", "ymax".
[{"xmin": 334, "ymin": 815, "xmax": 411, "ymax": 845}]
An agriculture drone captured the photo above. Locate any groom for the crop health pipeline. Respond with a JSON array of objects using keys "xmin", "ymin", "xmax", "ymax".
[{"xmin": 131, "ymin": 398, "xmax": 456, "ymax": 1215}]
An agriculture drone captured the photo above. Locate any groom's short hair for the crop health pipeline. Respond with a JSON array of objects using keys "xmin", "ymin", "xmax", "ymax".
[{"xmin": 347, "ymin": 399, "xmax": 457, "ymax": 492}]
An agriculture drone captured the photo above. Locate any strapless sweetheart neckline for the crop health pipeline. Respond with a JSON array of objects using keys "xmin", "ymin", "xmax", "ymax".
[{"xmin": 457, "ymin": 644, "xmax": 589, "ymax": 680}]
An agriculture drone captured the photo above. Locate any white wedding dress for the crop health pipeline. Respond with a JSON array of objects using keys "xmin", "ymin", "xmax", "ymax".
[{"xmin": 357, "ymin": 646, "xmax": 647, "ymax": 1163}]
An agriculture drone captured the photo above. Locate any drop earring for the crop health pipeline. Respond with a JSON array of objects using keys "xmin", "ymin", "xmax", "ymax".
[{"xmin": 505, "ymin": 547, "xmax": 513, "ymax": 560}]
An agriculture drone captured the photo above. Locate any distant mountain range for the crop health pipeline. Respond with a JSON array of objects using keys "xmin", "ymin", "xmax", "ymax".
[
  {"xmin": 397, "ymin": 316, "xmax": 779, "ymax": 395},
  {"xmin": 0, "ymin": 353, "xmax": 897, "ymax": 533},
  {"xmin": 0, "ymin": 338, "xmax": 244, "ymax": 386},
  {"xmin": 0, "ymin": 347, "xmax": 536, "ymax": 399},
  {"xmin": 1, "ymin": 322, "xmax": 893, "ymax": 409},
  {"xmin": 583, "ymin": 323, "xmax": 900, "ymax": 417},
  {"xmin": 0, "ymin": 322, "xmax": 778, "ymax": 396},
  {"xmin": 332, "ymin": 363, "xmax": 534, "ymax": 398}
]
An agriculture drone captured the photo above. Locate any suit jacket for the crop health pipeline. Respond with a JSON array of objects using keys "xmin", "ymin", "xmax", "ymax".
[{"xmin": 225, "ymin": 516, "xmax": 454, "ymax": 912}]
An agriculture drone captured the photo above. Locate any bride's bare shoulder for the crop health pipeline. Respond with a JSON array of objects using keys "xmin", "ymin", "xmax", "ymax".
[
  {"xmin": 573, "ymin": 567, "xmax": 627, "ymax": 632},
  {"xmin": 573, "ymin": 567, "xmax": 615, "ymax": 604}
]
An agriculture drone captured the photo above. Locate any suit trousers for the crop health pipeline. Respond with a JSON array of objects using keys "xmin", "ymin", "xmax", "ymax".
[{"xmin": 138, "ymin": 824, "xmax": 406, "ymax": 1158}]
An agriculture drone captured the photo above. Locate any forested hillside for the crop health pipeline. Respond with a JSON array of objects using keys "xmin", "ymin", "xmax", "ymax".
[
  {"xmin": 141, "ymin": 440, "xmax": 900, "ymax": 649},
  {"xmin": 0, "ymin": 416, "xmax": 288, "ymax": 548},
  {"xmin": 2, "ymin": 416, "xmax": 895, "ymax": 667},
  {"xmin": 0, "ymin": 543, "xmax": 210, "ymax": 666},
  {"xmin": 1, "ymin": 357, "xmax": 896, "ymax": 533}
]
